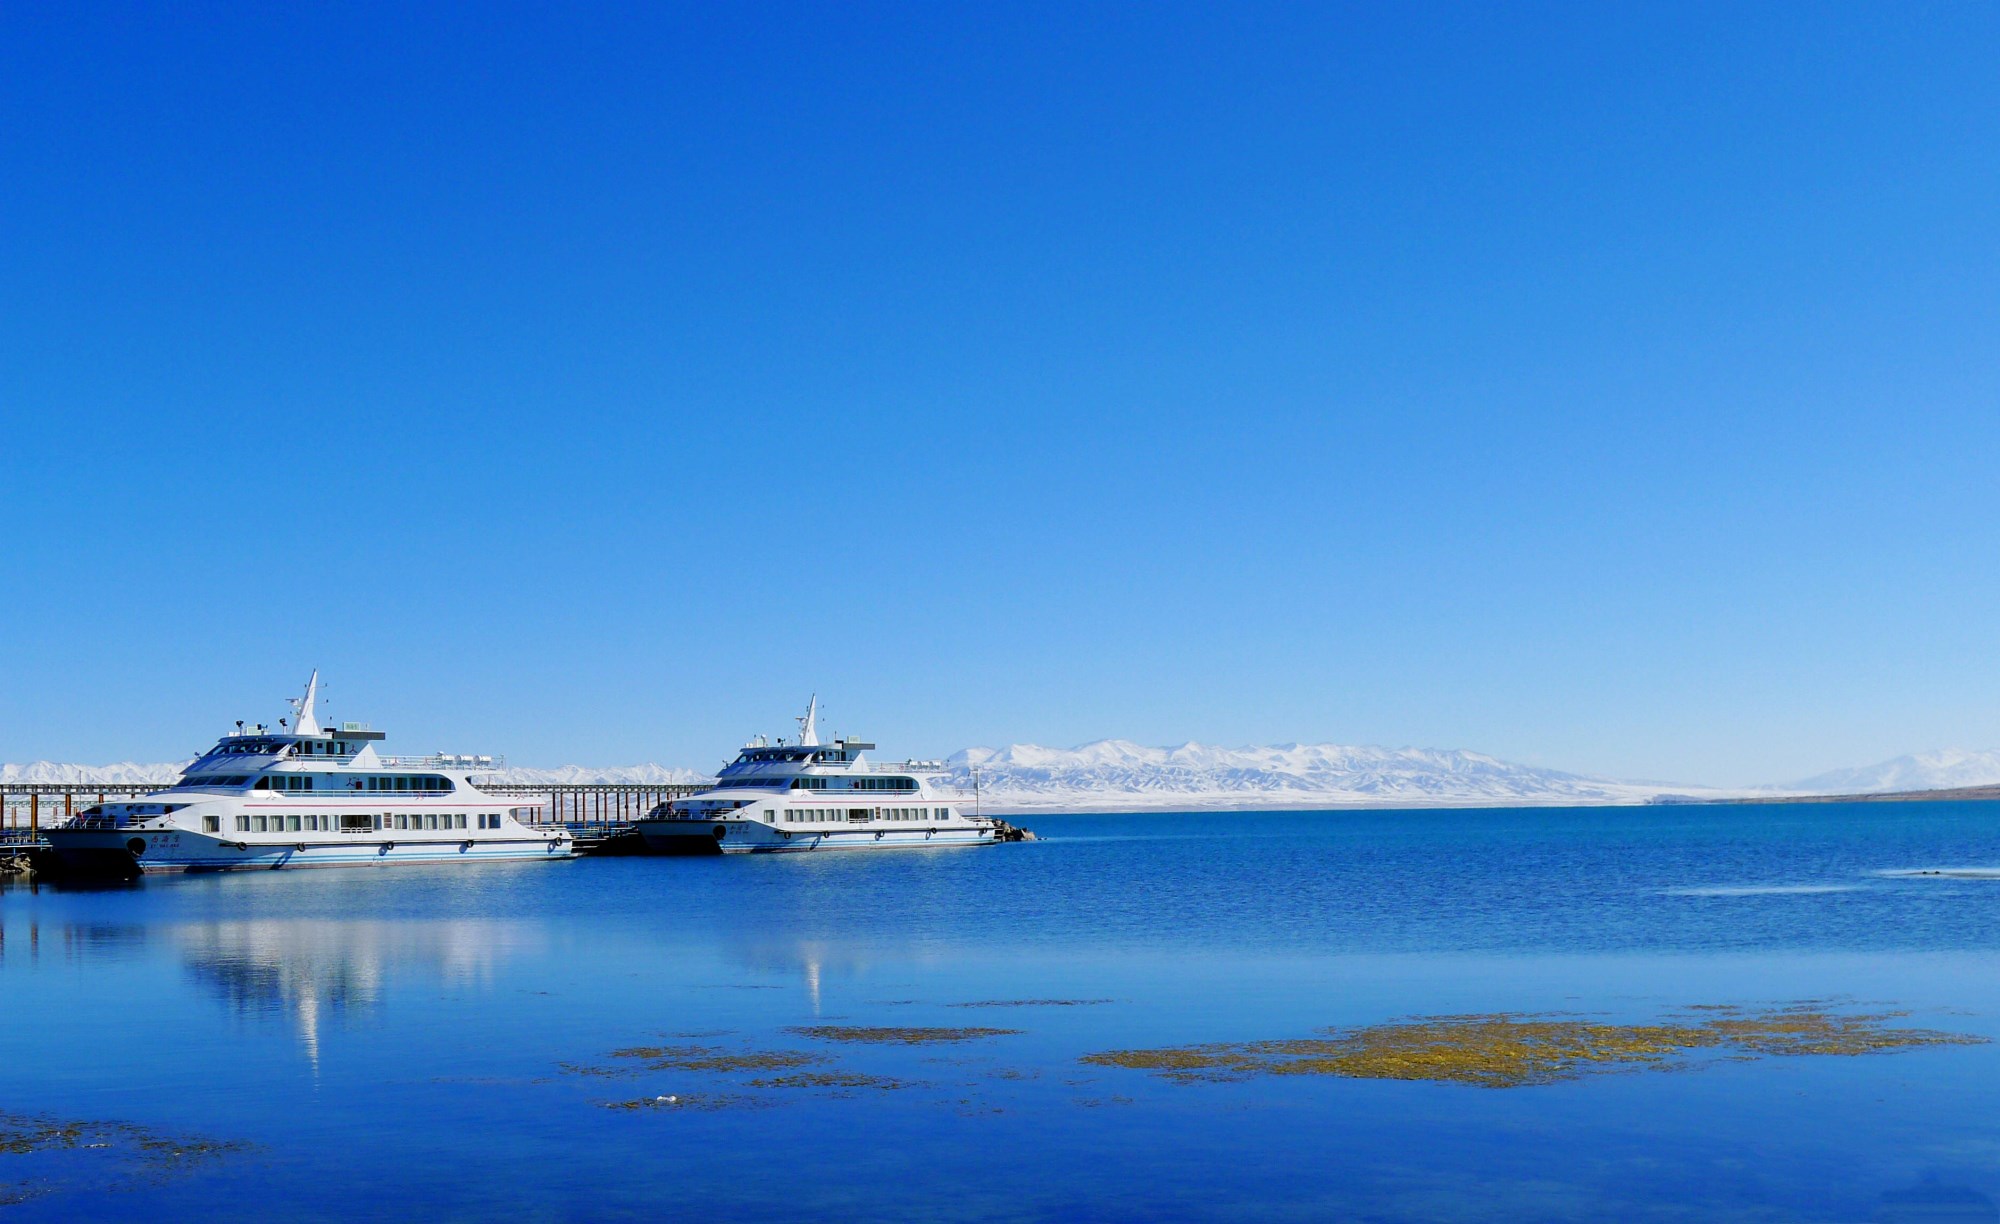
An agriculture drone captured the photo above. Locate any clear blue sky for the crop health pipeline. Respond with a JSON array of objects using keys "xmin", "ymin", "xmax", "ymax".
[{"xmin": 4, "ymin": 3, "xmax": 1997, "ymax": 785}]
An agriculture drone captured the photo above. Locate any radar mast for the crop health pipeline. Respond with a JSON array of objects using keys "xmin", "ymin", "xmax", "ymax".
[{"xmin": 288, "ymin": 670, "xmax": 322, "ymax": 737}]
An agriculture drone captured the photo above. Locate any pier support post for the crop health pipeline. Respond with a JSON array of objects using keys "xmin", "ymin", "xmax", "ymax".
[{"xmin": 30, "ymin": 793, "xmax": 38, "ymax": 841}]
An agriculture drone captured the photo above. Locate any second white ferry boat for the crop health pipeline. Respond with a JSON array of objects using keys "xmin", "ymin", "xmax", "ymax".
[
  {"xmin": 46, "ymin": 673, "xmax": 572, "ymax": 875},
  {"xmin": 633, "ymin": 699, "xmax": 998, "ymax": 854}
]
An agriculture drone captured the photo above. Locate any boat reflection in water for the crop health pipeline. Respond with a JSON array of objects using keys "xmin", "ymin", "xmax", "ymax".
[{"xmin": 172, "ymin": 918, "xmax": 540, "ymax": 1068}]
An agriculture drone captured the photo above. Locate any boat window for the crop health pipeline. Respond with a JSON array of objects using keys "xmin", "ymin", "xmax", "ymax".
[{"xmin": 341, "ymin": 813, "xmax": 373, "ymax": 832}]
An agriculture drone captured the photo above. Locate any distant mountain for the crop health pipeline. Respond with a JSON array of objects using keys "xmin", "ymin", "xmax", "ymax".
[
  {"xmin": 1786, "ymin": 749, "xmax": 2000, "ymax": 795},
  {"xmin": 939, "ymin": 740, "xmax": 1727, "ymax": 811}
]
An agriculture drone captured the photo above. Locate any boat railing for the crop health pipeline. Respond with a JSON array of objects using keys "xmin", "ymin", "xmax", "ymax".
[
  {"xmin": 856, "ymin": 760, "xmax": 949, "ymax": 774},
  {"xmin": 64, "ymin": 814, "xmax": 140, "ymax": 830},
  {"xmin": 378, "ymin": 754, "xmax": 506, "ymax": 770}
]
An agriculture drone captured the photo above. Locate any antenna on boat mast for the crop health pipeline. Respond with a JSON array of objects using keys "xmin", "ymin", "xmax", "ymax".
[
  {"xmin": 797, "ymin": 695, "xmax": 820, "ymax": 747},
  {"xmin": 289, "ymin": 670, "xmax": 323, "ymax": 737}
]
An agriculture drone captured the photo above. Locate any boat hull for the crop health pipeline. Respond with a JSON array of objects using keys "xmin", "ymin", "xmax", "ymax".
[
  {"xmin": 43, "ymin": 828, "xmax": 574, "ymax": 876},
  {"xmin": 633, "ymin": 819, "xmax": 995, "ymax": 855}
]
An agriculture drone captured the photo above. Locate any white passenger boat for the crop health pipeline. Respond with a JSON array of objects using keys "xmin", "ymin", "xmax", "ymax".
[
  {"xmin": 633, "ymin": 698, "xmax": 997, "ymax": 854},
  {"xmin": 45, "ymin": 673, "xmax": 571, "ymax": 875}
]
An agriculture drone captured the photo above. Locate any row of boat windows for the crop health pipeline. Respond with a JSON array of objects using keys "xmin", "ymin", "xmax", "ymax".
[
  {"xmin": 734, "ymin": 748, "xmax": 859, "ymax": 764},
  {"xmin": 231, "ymin": 813, "xmax": 506, "ymax": 832},
  {"xmin": 777, "ymin": 807, "xmax": 946, "ymax": 824},
  {"xmin": 181, "ymin": 774, "xmax": 455, "ymax": 793},
  {"xmin": 236, "ymin": 814, "xmax": 366, "ymax": 832},
  {"xmin": 207, "ymin": 739, "xmax": 362, "ymax": 759},
  {"xmin": 783, "ymin": 777, "xmax": 918, "ymax": 793},
  {"xmin": 273, "ymin": 774, "xmax": 452, "ymax": 792},
  {"xmin": 209, "ymin": 740, "xmax": 287, "ymax": 756}
]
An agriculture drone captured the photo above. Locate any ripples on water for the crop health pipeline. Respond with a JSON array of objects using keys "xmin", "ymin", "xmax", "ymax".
[{"xmin": 5, "ymin": 803, "xmax": 2000, "ymax": 1220}]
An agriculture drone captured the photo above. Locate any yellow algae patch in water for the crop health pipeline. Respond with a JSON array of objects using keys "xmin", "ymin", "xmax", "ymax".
[
  {"xmin": 786, "ymin": 1025, "xmax": 1021, "ymax": 1045},
  {"xmin": 946, "ymin": 999, "xmax": 1116, "ymax": 1009},
  {"xmin": 1246, "ymin": 1017, "xmax": 1720, "ymax": 1087},
  {"xmin": 570, "ymin": 1045, "xmax": 830, "ymax": 1076},
  {"xmin": 1698, "ymin": 1009, "xmax": 1981, "ymax": 1057},
  {"xmin": 598, "ymin": 1093, "xmax": 764, "ymax": 1112},
  {"xmin": 1081, "ymin": 1008, "xmax": 1986, "ymax": 1088},
  {"xmin": 636, "ymin": 1050, "xmax": 827, "ymax": 1073},
  {"xmin": 608, "ymin": 1044, "xmax": 716, "ymax": 1060},
  {"xmin": 0, "ymin": 1112, "xmax": 248, "ymax": 1203},
  {"xmin": 1079, "ymin": 1047, "xmax": 1261, "ymax": 1082},
  {"xmin": 746, "ymin": 1072, "xmax": 912, "ymax": 1090}
]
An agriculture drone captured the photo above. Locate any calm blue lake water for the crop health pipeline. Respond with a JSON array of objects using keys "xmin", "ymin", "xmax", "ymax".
[{"xmin": 7, "ymin": 802, "xmax": 2000, "ymax": 1221}]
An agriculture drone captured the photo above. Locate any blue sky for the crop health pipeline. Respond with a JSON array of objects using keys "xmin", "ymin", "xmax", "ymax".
[{"xmin": 3, "ymin": 3, "xmax": 1998, "ymax": 784}]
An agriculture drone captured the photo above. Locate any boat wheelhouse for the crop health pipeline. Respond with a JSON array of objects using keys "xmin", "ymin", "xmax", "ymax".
[
  {"xmin": 633, "ymin": 697, "xmax": 996, "ymax": 854},
  {"xmin": 45, "ymin": 673, "xmax": 571, "ymax": 876}
]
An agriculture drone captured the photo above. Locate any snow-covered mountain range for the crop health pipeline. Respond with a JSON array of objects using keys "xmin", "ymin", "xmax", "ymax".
[
  {"xmin": 1785, "ymin": 749, "xmax": 2000, "ymax": 796},
  {"xmin": 938, "ymin": 741, "xmax": 1729, "ymax": 811}
]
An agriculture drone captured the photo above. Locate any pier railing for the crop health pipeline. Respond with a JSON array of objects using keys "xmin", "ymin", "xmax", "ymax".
[{"xmin": 0, "ymin": 780, "xmax": 709, "ymax": 835}]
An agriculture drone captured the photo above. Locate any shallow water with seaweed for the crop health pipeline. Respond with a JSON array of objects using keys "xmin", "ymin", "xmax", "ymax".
[{"xmin": 7, "ymin": 802, "xmax": 2000, "ymax": 1220}]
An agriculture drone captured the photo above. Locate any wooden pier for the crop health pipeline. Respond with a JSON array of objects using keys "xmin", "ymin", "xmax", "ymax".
[{"xmin": 0, "ymin": 781, "xmax": 706, "ymax": 841}]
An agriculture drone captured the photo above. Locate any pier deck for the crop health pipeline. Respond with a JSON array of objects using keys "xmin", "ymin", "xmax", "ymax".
[{"xmin": 1, "ymin": 781, "xmax": 705, "ymax": 840}]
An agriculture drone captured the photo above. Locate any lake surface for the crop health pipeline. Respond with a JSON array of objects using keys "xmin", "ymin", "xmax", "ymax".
[{"xmin": 6, "ymin": 802, "xmax": 2000, "ymax": 1221}]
